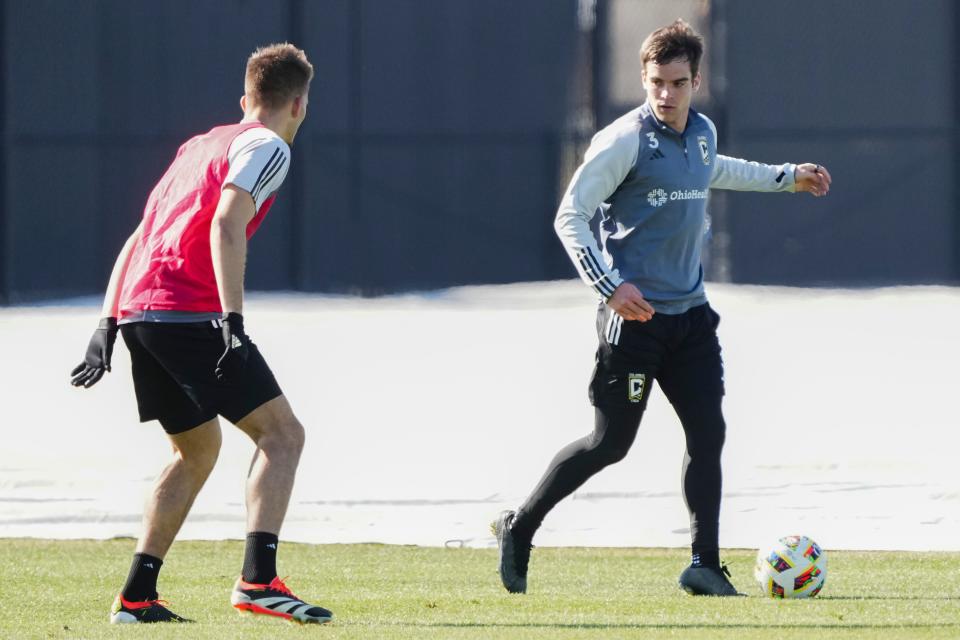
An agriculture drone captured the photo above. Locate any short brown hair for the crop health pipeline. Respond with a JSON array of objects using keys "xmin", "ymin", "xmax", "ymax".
[
  {"xmin": 245, "ymin": 43, "xmax": 314, "ymax": 109},
  {"xmin": 640, "ymin": 19, "xmax": 704, "ymax": 77}
]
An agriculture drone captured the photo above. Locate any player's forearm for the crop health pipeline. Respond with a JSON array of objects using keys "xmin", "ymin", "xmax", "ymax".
[
  {"xmin": 100, "ymin": 222, "xmax": 143, "ymax": 318},
  {"xmin": 210, "ymin": 186, "xmax": 256, "ymax": 315},
  {"xmin": 710, "ymin": 155, "xmax": 797, "ymax": 192},
  {"xmin": 210, "ymin": 214, "xmax": 247, "ymax": 315},
  {"xmin": 554, "ymin": 207, "xmax": 624, "ymax": 299}
]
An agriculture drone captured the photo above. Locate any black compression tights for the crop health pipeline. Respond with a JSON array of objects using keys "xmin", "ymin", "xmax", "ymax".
[
  {"xmin": 511, "ymin": 396, "xmax": 726, "ymax": 559},
  {"xmin": 511, "ymin": 406, "xmax": 639, "ymax": 541}
]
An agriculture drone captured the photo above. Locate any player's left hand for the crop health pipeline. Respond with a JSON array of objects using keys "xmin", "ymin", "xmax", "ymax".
[
  {"xmin": 70, "ymin": 317, "xmax": 118, "ymax": 388},
  {"xmin": 794, "ymin": 163, "xmax": 832, "ymax": 197}
]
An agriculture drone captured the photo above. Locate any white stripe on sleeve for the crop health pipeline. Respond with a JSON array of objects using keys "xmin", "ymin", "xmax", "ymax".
[
  {"xmin": 554, "ymin": 124, "xmax": 637, "ymax": 299},
  {"xmin": 224, "ymin": 128, "xmax": 291, "ymax": 210}
]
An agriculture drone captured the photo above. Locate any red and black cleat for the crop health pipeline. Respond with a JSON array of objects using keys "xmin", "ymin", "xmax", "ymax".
[
  {"xmin": 231, "ymin": 576, "xmax": 333, "ymax": 624},
  {"xmin": 109, "ymin": 594, "xmax": 192, "ymax": 623}
]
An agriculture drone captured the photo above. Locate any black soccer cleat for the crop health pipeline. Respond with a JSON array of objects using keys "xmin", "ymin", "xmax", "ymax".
[
  {"xmin": 231, "ymin": 576, "xmax": 333, "ymax": 624},
  {"xmin": 491, "ymin": 510, "xmax": 532, "ymax": 594},
  {"xmin": 109, "ymin": 594, "xmax": 192, "ymax": 623},
  {"xmin": 678, "ymin": 563, "xmax": 744, "ymax": 596}
]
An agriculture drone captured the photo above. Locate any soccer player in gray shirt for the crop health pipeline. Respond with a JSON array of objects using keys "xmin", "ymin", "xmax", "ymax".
[{"xmin": 494, "ymin": 19, "xmax": 832, "ymax": 596}]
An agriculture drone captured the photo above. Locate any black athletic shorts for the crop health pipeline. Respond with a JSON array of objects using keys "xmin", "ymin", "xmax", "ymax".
[
  {"xmin": 120, "ymin": 321, "xmax": 283, "ymax": 435},
  {"xmin": 588, "ymin": 301, "xmax": 724, "ymax": 412}
]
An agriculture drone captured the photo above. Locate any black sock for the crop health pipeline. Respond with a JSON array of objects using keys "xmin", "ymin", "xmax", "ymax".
[
  {"xmin": 242, "ymin": 532, "xmax": 279, "ymax": 584},
  {"xmin": 691, "ymin": 549, "xmax": 720, "ymax": 568},
  {"xmin": 121, "ymin": 553, "xmax": 163, "ymax": 602}
]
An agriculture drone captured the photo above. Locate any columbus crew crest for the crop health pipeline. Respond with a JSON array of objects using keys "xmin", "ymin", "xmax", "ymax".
[
  {"xmin": 628, "ymin": 373, "xmax": 646, "ymax": 403},
  {"xmin": 697, "ymin": 136, "xmax": 710, "ymax": 165}
]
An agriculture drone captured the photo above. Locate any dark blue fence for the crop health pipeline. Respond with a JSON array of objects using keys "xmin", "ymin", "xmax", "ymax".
[{"xmin": 0, "ymin": 0, "xmax": 956, "ymax": 304}]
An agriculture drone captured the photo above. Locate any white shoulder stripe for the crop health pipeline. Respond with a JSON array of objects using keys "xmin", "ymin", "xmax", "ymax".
[
  {"xmin": 252, "ymin": 154, "xmax": 287, "ymax": 200},
  {"xmin": 223, "ymin": 133, "xmax": 291, "ymax": 210},
  {"xmin": 250, "ymin": 148, "xmax": 282, "ymax": 196}
]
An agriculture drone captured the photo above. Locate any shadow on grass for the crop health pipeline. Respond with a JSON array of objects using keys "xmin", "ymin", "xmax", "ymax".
[
  {"xmin": 399, "ymin": 622, "xmax": 960, "ymax": 630},
  {"xmin": 817, "ymin": 595, "xmax": 960, "ymax": 601}
]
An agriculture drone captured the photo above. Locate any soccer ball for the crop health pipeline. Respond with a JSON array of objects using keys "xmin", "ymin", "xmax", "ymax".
[{"xmin": 754, "ymin": 535, "xmax": 827, "ymax": 598}]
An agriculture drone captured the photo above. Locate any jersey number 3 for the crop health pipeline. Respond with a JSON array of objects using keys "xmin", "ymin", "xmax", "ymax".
[{"xmin": 646, "ymin": 132, "xmax": 659, "ymax": 149}]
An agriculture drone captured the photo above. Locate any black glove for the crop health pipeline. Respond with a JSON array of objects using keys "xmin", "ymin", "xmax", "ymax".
[
  {"xmin": 70, "ymin": 317, "xmax": 118, "ymax": 388},
  {"xmin": 216, "ymin": 312, "xmax": 251, "ymax": 382}
]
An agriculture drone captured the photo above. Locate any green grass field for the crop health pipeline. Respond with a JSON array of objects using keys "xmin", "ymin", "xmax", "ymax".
[{"xmin": 1, "ymin": 540, "xmax": 958, "ymax": 639}]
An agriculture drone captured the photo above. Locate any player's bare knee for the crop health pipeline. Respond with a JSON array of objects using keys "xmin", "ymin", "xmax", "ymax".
[
  {"xmin": 285, "ymin": 419, "xmax": 305, "ymax": 454},
  {"xmin": 170, "ymin": 427, "xmax": 221, "ymax": 476},
  {"xmin": 177, "ymin": 444, "xmax": 220, "ymax": 477},
  {"xmin": 261, "ymin": 418, "xmax": 304, "ymax": 456}
]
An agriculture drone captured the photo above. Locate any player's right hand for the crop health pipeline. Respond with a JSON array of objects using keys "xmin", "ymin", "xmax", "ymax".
[
  {"xmin": 70, "ymin": 317, "xmax": 118, "ymax": 388},
  {"xmin": 794, "ymin": 163, "xmax": 832, "ymax": 197},
  {"xmin": 607, "ymin": 283, "xmax": 655, "ymax": 322},
  {"xmin": 216, "ymin": 312, "xmax": 251, "ymax": 382}
]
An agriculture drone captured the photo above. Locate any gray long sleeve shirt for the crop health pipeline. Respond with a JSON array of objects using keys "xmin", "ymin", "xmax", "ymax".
[{"xmin": 555, "ymin": 102, "xmax": 796, "ymax": 314}]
